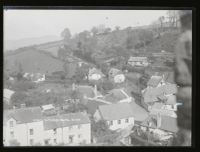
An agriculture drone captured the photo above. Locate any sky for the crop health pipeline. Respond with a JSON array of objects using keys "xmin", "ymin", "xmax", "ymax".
[{"xmin": 4, "ymin": 9, "xmax": 168, "ymax": 41}]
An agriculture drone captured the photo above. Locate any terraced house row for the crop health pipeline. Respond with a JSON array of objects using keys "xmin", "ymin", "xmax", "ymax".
[{"xmin": 3, "ymin": 107, "xmax": 91, "ymax": 146}]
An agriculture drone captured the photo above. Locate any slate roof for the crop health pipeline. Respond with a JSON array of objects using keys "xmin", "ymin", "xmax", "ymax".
[
  {"xmin": 129, "ymin": 101, "xmax": 149, "ymax": 122},
  {"xmin": 147, "ymin": 76, "xmax": 163, "ymax": 87},
  {"xmin": 98, "ymin": 103, "xmax": 135, "ymax": 121},
  {"xmin": 140, "ymin": 114, "xmax": 178, "ymax": 133},
  {"xmin": 4, "ymin": 89, "xmax": 15, "ymax": 100},
  {"xmin": 43, "ymin": 112, "xmax": 90, "ymax": 130},
  {"xmin": 4, "ymin": 106, "xmax": 43, "ymax": 124},
  {"xmin": 143, "ymin": 84, "xmax": 177, "ymax": 103}
]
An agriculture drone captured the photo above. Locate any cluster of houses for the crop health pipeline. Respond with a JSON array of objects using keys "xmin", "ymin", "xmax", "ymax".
[{"xmin": 3, "ymin": 54, "xmax": 179, "ymax": 146}]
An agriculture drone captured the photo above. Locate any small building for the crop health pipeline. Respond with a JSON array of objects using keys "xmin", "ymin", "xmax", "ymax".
[
  {"xmin": 41, "ymin": 104, "xmax": 56, "ymax": 116},
  {"xmin": 108, "ymin": 68, "xmax": 125, "ymax": 83},
  {"xmin": 3, "ymin": 107, "xmax": 44, "ymax": 146},
  {"xmin": 141, "ymin": 84, "xmax": 177, "ymax": 111},
  {"xmin": 147, "ymin": 75, "xmax": 165, "ymax": 88},
  {"xmin": 43, "ymin": 112, "xmax": 91, "ymax": 145},
  {"xmin": 139, "ymin": 113, "xmax": 178, "ymax": 141},
  {"xmin": 88, "ymin": 68, "xmax": 104, "ymax": 81},
  {"xmin": 128, "ymin": 57, "xmax": 149, "ymax": 67},
  {"xmin": 94, "ymin": 103, "xmax": 135, "ymax": 131},
  {"xmin": 4, "ymin": 89, "xmax": 15, "ymax": 104},
  {"xmin": 24, "ymin": 73, "xmax": 45, "ymax": 83}
]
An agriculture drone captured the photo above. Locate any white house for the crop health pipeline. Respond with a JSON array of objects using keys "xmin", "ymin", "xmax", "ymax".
[
  {"xmin": 3, "ymin": 107, "xmax": 44, "ymax": 146},
  {"xmin": 108, "ymin": 68, "xmax": 125, "ymax": 83},
  {"xmin": 43, "ymin": 112, "xmax": 91, "ymax": 145},
  {"xmin": 128, "ymin": 57, "xmax": 148, "ymax": 67},
  {"xmin": 3, "ymin": 107, "xmax": 91, "ymax": 146},
  {"xmin": 4, "ymin": 89, "xmax": 15, "ymax": 104},
  {"xmin": 94, "ymin": 103, "xmax": 135, "ymax": 131},
  {"xmin": 88, "ymin": 68, "xmax": 104, "ymax": 81}
]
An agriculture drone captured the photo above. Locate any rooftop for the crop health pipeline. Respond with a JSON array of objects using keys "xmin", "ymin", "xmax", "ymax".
[
  {"xmin": 140, "ymin": 114, "xmax": 178, "ymax": 133},
  {"xmin": 128, "ymin": 56, "xmax": 148, "ymax": 62},
  {"xmin": 4, "ymin": 89, "xmax": 15, "ymax": 100},
  {"xmin": 98, "ymin": 102, "xmax": 135, "ymax": 121},
  {"xmin": 43, "ymin": 112, "xmax": 90, "ymax": 130},
  {"xmin": 103, "ymin": 89, "xmax": 129, "ymax": 103},
  {"xmin": 4, "ymin": 106, "xmax": 43, "ymax": 124},
  {"xmin": 147, "ymin": 76, "xmax": 163, "ymax": 87}
]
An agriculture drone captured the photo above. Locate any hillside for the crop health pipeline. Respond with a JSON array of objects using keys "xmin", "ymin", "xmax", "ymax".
[
  {"xmin": 4, "ymin": 48, "xmax": 64, "ymax": 74},
  {"xmin": 35, "ymin": 40, "xmax": 64, "ymax": 57},
  {"xmin": 144, "ymin": 30, "xmax": 180, "ymax": 53},
  {"xmin": 4, "ymin": 35, "xmax": 61, "ymax": 51}
]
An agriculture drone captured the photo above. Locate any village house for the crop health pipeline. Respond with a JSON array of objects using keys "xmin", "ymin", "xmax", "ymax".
[
  {"xmin": 88, "ymin": 67, "xmax": 105, "ymax": 81},
  {"xmin": 139, "ymin": 113, "xmax": 178, "ymax": 141},
  {"xmin": 94, "ymin": 103, "xmax": 135, "ymax": 131},
  {"xmin": 74, "ymin": 84, "xmax": 103, "ymax": 100},
  {"xmin": 146, "ymin": 75, "xmax": 166, "ymax": 88},
  {"xmin": 108, "ymin": 68, "xmax": 125, "ymax": 83},
  {"xmin": 3, "ymin": 107, "xmax": 44, "ymax": 146},
  {"xmin": 127, "ymin": 57, "xmax": 149, "ymax": 67},
  {"xmin": 43, "ymin": 112, "xmax": 91, "ymax": 145},
  {"xmin": 4, "ymin": 89, "xmax": 15, "ymax": 104},
  {"xmin": 41, "ymin": 104, "xmax": 57, "ymax": 116},
  {"xmin": 3, "ymin": 106, "xmax": 91, "ymax": 146},
  {"xmin": 141, "ymin": 83, "xmax": 177, "ymax": 112},
  {"xmin": 23, "ymin": 72, "xmax": 45, "ymax": 83}
]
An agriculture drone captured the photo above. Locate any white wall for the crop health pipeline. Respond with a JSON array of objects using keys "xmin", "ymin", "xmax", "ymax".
[
  {"xmin": 4, "ymin": 118, "xmax": 44, "ymax": 146},
  {"xmin": 89, "ymin": 74, "xmax": 101, "ymax": 81},
  {"xmin": 107, "ymin": 117, "xmax": 134, "ymax": 131}
]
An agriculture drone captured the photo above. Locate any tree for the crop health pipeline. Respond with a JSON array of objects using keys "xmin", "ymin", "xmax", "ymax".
[
  {"xmin": 91, "ymin": 26, "xmax": 98, "ymax": 36},
  {"xmin": 158, "ymin": 16, "xmax": 165, "ymax": 31},
  {"xmin": 115, "ymin": 26, "xmax": 120, "ymax": 31},
  {"xmin": 166, "ymin": 10, "xmax": 179, "ymax": 28},
  {"xmin": 11, "ymin": 91, "xmax": 28, "ymax": 107},
  {"xmin": 61, "ymin": 28, "xmax": 71, "ymax": 40}
]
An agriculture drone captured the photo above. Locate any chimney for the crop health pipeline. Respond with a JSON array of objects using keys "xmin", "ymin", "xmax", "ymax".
[
  {"xmin": 156, "ymin": 113, "xmax": 162, "ymax": 128},
  {"xmin": 94, "ymin": 85, "xmax": 97, "ymax": 98}
]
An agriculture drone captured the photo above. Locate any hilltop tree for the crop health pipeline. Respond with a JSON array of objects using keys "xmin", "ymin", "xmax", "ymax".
[
  {"xmin": 61, "ymin": 28, "xmax": 71, "ymax": 45},
  {"xmin": 158, "ymin": 16, "xmax": 165, "ymax": 31}
]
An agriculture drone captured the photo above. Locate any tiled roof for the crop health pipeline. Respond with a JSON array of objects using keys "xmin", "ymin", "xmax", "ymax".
[
  {"xmin": 143, "ymin": 84, "xmax": 177, "ymax": 103},
  {"xmin": 4, "ymin": 89, "xmax": 15, "ymax": 100},
  {"xmin": 98, "ymin": 103, "xmax": 135, "ymax": 121},
  {"xmin": 140, "ymin": 114, "xmax": 178, "ymax": 133},
  {"xmin": 147, "ymin": 76, "xmax": 163, "ymax": 87},
  {"xmin": 43, "ymin": 112, "xmax": 90, "ymax": 130},
  {"xmin": 4, "ymin": 106, "xmax": 43, "ymax": 124},
  {"xmin": 129, "ymin": 101, "xmax": 149, "ymax": 122}
]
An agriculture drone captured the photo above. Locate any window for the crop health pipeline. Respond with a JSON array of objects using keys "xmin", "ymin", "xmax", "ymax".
[
  {"xmin": 53, "ymin": 128, "xmax": 57, "ymax": 134},
  {"xmin": 78, "ymin": 125, "xmax": 81, "ymax": 129},
  {"xmin": 69, "ymin": 135, "xmax": 74, "ymax": 143},
  {"xmin": 30, "ymin": 139, "xmax": 34, "ymax": 145},
  {"xmin": 118, "ymin": 120, "xmax": 121, "ymax": 124},
  {"xmin": 54, "ymin": 139, "xmax": 57, "ymax": 144},
  {"xmin": 69, "ymin": 126, "xmax": 73, "ymax": 130},
  {"xmin": 10, "ymin": 131, "xmax": 14, "ymax": 138},
  {"xmin": 125, "ymin": 118, "xmax": 129, "ymax": 123},
  {"xmin": 9, "ymin": 121, "xmax": 14, "ymax": 127},
  {"xmin": 110, "ymin": 120, "xmax": 113, "ymax": 126},
  {"xmin": 29, "ymin": 129, "xmax": 33, "ymax": 135}
]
